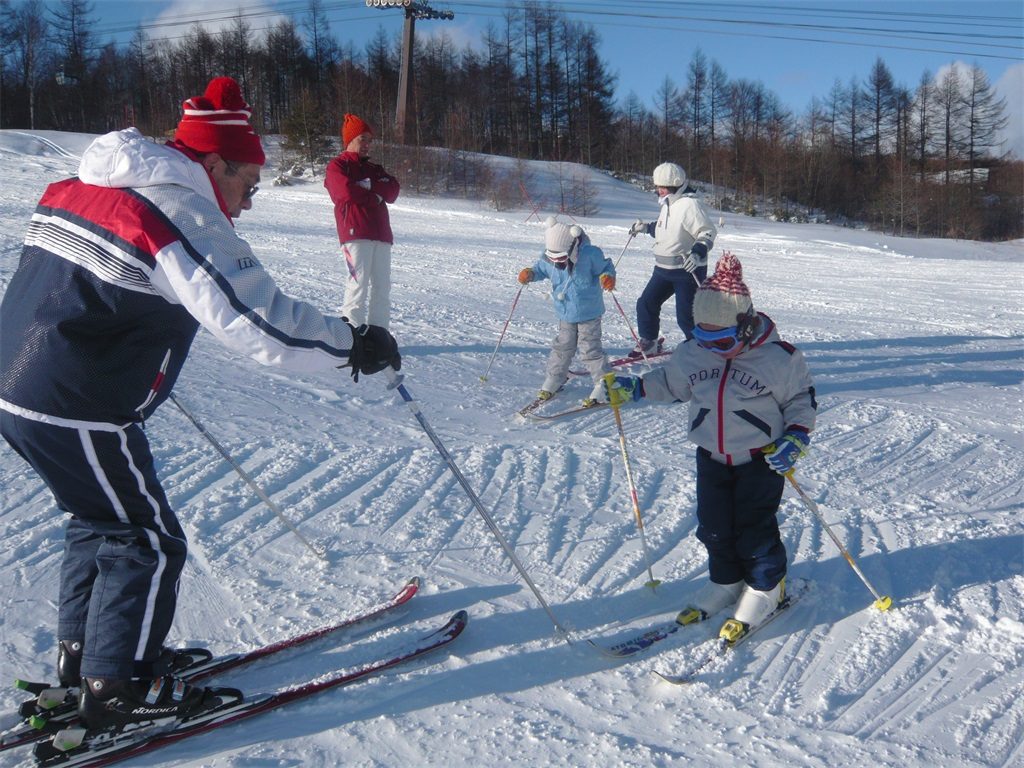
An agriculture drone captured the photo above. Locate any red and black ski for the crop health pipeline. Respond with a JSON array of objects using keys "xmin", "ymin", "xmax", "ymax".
[
  {"xmin": 2, "ymin": 577, "xmax": 421, "ymax": 752},
  {"xmin": 32, "ymin": 610, "xmax": 467, "ymax": 767}
]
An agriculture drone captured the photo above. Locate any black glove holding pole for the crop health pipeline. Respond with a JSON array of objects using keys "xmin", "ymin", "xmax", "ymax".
[{"xmin": 346, "ymin": 323, "xmax": 401, "ymax": 381}]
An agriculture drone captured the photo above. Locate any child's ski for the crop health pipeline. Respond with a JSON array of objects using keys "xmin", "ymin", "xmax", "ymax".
[
  {"xmin": 569, "ymin": 340, "xmax": 671, "ymax": 376},
  {"xmin": 521, "ymin": 400, "xmax": 608, "ymax": 422},
  {"xmin": 654, "ymin": 582, "xmax": 807, "ymax": 684}
]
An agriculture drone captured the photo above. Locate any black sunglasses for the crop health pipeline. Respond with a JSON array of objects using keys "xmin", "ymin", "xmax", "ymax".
[{"xmin": 225, "ymin": 161, "xmax": 259, "ymax": 201}]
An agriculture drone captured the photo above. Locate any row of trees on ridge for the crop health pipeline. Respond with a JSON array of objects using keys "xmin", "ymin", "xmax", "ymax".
[{"xmin": 1, "ymin": 0, "xmax": 1019, "ymax": 239}]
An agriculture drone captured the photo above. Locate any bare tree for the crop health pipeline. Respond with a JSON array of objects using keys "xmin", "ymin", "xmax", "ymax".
[
  {"xmin": 912, "ymin": 71, "xmax": 934, "ymax": 183},
  {"xmin": 960, "ymin": 64, "xmax": 1008, "ymax": 190},
  {"xmin": 3, "ymin": 0, "xmax": 49, "ymax": 128},
  {"xmin": 653, "ymin": 75, "xmax": 677, "ymax": 156},
  {"xmin": 49, "ymin": 0, "xmax": 94, "ymax": 128},
  {"xmin": 303, "ymin": 0, "xmax": 336, "ymax": 99},
  {"xmin": 865, "ymin": 57, "xmax": 897, "ymax": 170},
  {"xmin": 686, "ymin": 48, "xmax": 708, "ymax": 175},
  {"xmin": 934, "ymin": 65, "xmax": 966, "ymax": 185},
  {"xmin": 840, "ymin": 75, "xmax": 864, "ymax": 160}
]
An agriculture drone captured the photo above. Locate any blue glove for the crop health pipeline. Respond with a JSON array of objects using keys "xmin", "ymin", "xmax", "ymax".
[
  {"xmin": 603, "ymin": 375, "xmax": 643, "ymax": 408},
  {"xmin": 763, "ymin": 429, "xmax": 810, "ymax": 475}
]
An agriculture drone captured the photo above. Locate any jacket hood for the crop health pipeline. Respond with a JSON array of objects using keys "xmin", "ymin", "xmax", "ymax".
[{"xmin": 78, "ymin": 128, "xmax": 218, "ymax": 207}]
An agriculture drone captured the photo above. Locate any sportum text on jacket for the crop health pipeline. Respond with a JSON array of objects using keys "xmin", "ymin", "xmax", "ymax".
[
  {"xmin": 641, "ymin": 313, "xmax": 817, "ymax": 465},
  {"xmin": 0, "ymin": 128, "xmax": 355, "ymax": 428}
]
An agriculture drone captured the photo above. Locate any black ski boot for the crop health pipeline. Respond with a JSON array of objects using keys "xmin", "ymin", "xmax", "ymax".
[
  {"xmin": 57, "ymin": 641, "xmax": 214, "ymax": 688},
  {"xmin": 56, "ymin": 640, "xmax": 84, "ymax": 688},
  {"xmin": 78, "ymin": 675, "xmax": 242, "ymax": 731}
]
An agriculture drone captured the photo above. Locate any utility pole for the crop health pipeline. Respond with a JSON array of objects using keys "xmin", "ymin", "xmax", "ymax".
[{"xmin": 366, "ymin": 0, "xmax": 454, "ymax": 145}]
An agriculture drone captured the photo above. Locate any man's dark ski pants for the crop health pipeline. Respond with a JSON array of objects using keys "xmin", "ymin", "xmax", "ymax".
[{"xmin": 1, "ymin": 411, "xmax": 187, "ymax": 680}]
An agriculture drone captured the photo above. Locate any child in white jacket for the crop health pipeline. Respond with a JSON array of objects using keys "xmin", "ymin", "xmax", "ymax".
[{"xmin": 628, "ymin": 162, "xmax": 717, "ymax": 355}]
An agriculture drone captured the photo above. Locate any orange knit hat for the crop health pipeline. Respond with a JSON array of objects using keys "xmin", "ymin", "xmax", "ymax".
[{"xmin": 342, "ymin": 114, "xmax": 372, "ymax": 146}]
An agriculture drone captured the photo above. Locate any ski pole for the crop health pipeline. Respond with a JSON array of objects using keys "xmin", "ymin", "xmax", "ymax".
[
  {"xmin": 386, "ymin": 369, "xmax": 572, "ymax": 642},
  {"xmin": 609, "ymin": 292, "xmax": 651, "ymax": 366},
  {"xmin": 169, "ymin": 393, "xmax": 327, "ymax": 561},
  {"xmin": 781, "ymin": 469, "xmax": 892, "ymax": 612},
  {"xmin": 480, "ymin": 283, "xmax": 524, "ymax": 383},
  {"xmin": 602, "ymin": 373, "xmax": 661, "ymax": 591},
  {"xmin": 613, "ymin": 232, "xmax": 635, "ymax": 268}
]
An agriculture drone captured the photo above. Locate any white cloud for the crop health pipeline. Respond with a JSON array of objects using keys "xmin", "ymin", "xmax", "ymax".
[
  {"xmin": 933, "ymin": 61, "xmax": 1023, "ymax": 160},
  {"xmin": 154, "ymin": 0, "xmax": 286, "ymax": 38},
  {"xmin": 993, "ymin": 62, "xmax": 1023, "ymax": 160}
]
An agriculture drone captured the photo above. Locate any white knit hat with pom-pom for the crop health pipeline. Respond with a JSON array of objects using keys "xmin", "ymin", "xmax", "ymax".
[{"xmin": 544, "ymin": 216, "xmax": 583, "ymax": 263}]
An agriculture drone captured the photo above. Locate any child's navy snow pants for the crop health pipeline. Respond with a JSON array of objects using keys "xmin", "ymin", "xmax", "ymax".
[
  {"xmin": 635, "ymin": 264, "xmax": 707, "ymax": 342},
  {"xmin": 1, "ymin": 411, "xmax": 186, "ymax": 680},
  {"xmin": 694, "ymin": 447, "xmax": 787, "ymax": 590}
]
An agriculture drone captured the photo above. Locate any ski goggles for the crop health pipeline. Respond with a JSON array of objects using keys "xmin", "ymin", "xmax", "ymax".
[{"xmin": 693, "ymin": 324, "xmax": 741, "ymax": 353}]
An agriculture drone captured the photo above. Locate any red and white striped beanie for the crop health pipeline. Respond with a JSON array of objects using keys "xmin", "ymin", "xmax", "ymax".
[
  {"xmin": 693, "ymin": 251, "xmax": 754, "ymax": 327},
  {"xmin": 174, "ymin": 76, "xmax": 265, "ymax": 165}
]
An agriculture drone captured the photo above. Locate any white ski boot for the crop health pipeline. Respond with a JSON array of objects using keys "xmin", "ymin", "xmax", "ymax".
[
  {"xmin": 676, "ymin": 580, "xmax": 744, "ymax": 625},
  {"xmin": 719, "ymin": 578, "xmax": 785, "ymax": 645}
]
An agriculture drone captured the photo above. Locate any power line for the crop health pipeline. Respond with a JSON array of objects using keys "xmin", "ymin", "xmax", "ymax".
[{"xmin": 80, "ymin": 0, "xmax": 1022, "ymax": 67}]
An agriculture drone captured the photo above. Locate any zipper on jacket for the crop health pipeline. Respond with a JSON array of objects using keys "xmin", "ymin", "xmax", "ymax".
[{"xmin": 716, "ymin": 358, "xmax": 732, "ymax": 463}]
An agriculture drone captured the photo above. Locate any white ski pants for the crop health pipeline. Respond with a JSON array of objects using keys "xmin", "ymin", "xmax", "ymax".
[
  {"xmin": 542, "ymin": 317, "xmax": 610, "ymax": 395},
  {"xmin": 341, "ymin": 240, "xmax": 392, "ymax": 328}
]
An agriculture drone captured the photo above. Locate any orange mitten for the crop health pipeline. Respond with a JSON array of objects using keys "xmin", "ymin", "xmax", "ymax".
[
  {"xmin": 518, "ymin": 268, "xmax": 534, "ymax": 284},
  {"xmin": 600, "ymin": 274, "xmax": 616, "ymax": 291}
]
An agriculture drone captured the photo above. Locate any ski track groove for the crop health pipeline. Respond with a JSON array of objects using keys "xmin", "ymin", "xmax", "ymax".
[
  {"xmin": 823, "ymin": 599, "xmax": 973, "ymax": 745},
  {"xmin": 850, "ymin": 645, "xmax": 955, "ymax": 741}
]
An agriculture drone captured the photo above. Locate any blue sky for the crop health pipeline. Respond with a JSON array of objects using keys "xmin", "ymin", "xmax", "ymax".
[{"xmin": 87, "ymin": 0, "xmax": 1023, "ymax": 153}]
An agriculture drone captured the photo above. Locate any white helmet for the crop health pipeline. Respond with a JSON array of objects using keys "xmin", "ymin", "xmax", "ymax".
[{"xmin": 652, "ymin": 162, "xmax": 687, "ymax": 188}]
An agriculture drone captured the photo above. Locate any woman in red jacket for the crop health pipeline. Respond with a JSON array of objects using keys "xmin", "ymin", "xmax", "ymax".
[{"xmin": 324, "ymin": 114, "xmax": 401, "ymax": 329}]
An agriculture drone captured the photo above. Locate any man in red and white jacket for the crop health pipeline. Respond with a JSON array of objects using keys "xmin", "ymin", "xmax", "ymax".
[
  {"xmin": 0, "ymin": 77, "xmax": 400, "ymax": 731},
  {"xmin": 324, "ymin": 114, "xmax": 401, "ymax": 329}
]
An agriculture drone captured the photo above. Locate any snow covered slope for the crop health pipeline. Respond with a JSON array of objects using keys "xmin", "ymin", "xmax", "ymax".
[{"xmin": 0, "ymin": 130, "xmax": 1021, "ymax": 768}]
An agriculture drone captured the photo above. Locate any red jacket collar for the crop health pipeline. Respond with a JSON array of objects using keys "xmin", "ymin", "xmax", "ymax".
[{"xmin": 165, "ymin": 140, "xmax": 234, "ymax": 225}]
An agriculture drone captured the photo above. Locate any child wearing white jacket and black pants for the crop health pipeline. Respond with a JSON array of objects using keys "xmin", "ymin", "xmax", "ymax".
[
  {"xmin": 605, "ymin": 253, "xmax": 817, "ymax": 643},
  {"xmin": 519, "ymin": 219, "xmax": 617, "ymax": 406},
  {"xmin": 628, "ymin": 162, "xmax": 717, "ymax": 356}
]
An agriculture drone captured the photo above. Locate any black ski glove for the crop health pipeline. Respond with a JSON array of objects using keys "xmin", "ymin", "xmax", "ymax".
[{"xmin": 346, "ymin": 323, "xmax": 401, "ymax": 382}]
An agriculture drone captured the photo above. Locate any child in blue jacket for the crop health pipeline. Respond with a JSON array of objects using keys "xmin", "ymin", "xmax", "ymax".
[{"xmin": 518, "ymin": 219, "xmax": 616, "ymax": 406}]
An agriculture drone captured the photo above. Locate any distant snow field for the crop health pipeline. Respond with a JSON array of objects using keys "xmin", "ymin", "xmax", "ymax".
[{"xmin": 0, "ymin": 131, "xmax": 1021, "ymax": 768}]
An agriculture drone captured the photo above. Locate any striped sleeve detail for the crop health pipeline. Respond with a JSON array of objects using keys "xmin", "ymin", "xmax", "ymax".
[{"xmin": 30, "ymin": 180, "xmax": 180, "ymax": 294}]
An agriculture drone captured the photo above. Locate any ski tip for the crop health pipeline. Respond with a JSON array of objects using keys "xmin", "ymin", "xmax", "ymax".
[
  {"xmin": 585, "ymin": 638, "xmax": 626, "ymax": 659},
  {"xmin": 654, "ymin": 671, "xmax": 692, "ymax": 686}
]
